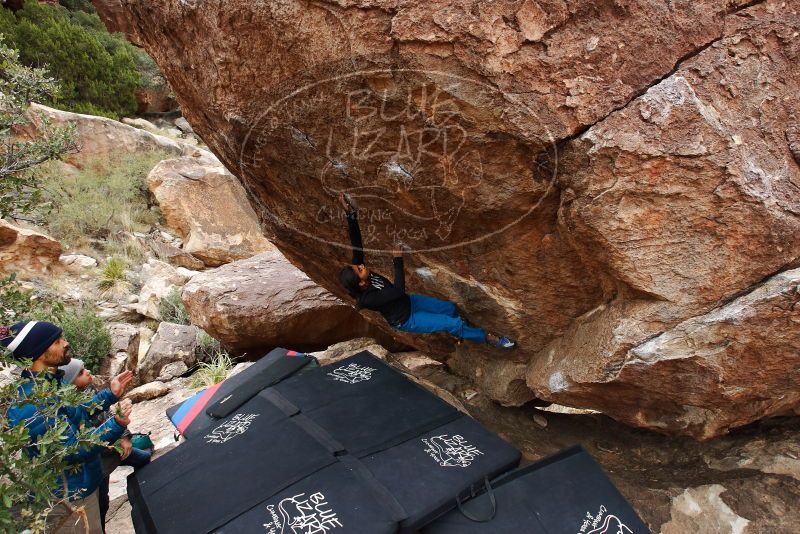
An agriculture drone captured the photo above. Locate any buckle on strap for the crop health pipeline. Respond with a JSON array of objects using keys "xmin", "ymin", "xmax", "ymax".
[{"xmin": 456, "ymin": 476, "xmax": 497, "ymax": 523}]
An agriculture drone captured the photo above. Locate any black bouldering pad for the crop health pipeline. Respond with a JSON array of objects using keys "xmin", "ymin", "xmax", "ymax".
[
  {"xmin": 213, "ymin": 457, "xmax": 404, "ymax": 534},
  {"xmin": 166, "ymin": 347, "xmax": 316, "ymax": 439},
  {"xmin": 131, "ymin": 395, "xmax": 334, "ymax": 534},
  {"xmin": 131, "ymin": 351, "xmax": 526, "ymax": 534},
  {"xmin": 362, "ymin": 414, "xmax": 521, "ymax": 532},
  {"xmin": 422, "ymin": 446, "xmax": 650, "ymax": 534}
]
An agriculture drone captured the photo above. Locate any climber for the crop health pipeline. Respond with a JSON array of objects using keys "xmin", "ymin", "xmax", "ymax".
[{"xmin": 337, "ymin": 193, "xmax": 515, "ymax": 349}]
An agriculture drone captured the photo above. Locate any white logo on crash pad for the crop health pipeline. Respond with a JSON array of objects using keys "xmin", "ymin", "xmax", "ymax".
[
  {"xmin": 204, "ymin": 413, "xmax": 259, "ymax": 444},
  {"xmin": 422, "ymin": 434, "xmax": 484, "ymax": 468},
  {"xmin": 262, "ymin": 491, "xmax": 342, "ymax": 534},
  {"xmin": 579, "ymin": 505, "xmax": 633, "ymax": 534},
  {"xmin": 327, "ymin": 363, "xmax": 376, "ymax": 384}
]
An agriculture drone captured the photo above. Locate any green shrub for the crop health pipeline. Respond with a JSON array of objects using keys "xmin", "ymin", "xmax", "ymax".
[
  {"xmin": 104, "ymin": 236, "xmax": 149, "ymax": 266},
  {"xmin": 32, "ymin": 302, "xmax": 111, "ymax": 373},
  {"xmin": 58, "ymin": 0, "xmax": 96, "ymax": 13},
  {"xmin": 134, "ymin": 46, "xmax": 168, "ymax": 91},
  {"xmin": 0, "ymin": 38, "xmax": 77, "ymax": 219},
  {"xmin": 1, "ymin": 275, "xmax": 111, "ymax": 374},
  {"xmin": 159, "ymin": 287, "xmax": 190, "ymax": 325},
  {"xmin": 0, "ymin": 273, "xmax": 37, "ymax": 325},
  {"xmin": 190, "ymin": 349, "xmax": 234, "ymax": 389},
  {"xmin": 36, "ymin": 149, "xmax": 167, "ymax": 246},
  {"xmin": 195, "ymin": 329, "xmax": 221, "ymax": 361},
  {"xmin": 0, "ymin": 1, "xmax": 143, "ymax": 117},
  {"xmin": 98, "ymin": 256, "xmax": 128, "ymax": 291}
]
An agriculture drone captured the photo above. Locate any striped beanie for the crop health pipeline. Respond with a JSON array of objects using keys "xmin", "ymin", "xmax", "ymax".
[{"xmin": 0, "ymin": 321, "xmax": 63, "ymax": 361}]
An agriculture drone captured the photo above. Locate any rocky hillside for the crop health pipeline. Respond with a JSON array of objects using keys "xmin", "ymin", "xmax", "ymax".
[
  {"xmin": 4, "ymin": 104, "xmax": 392, "ymax": 380},
  {"xmin": 102, "ymin": 0, "xmax": 800, "ymax": 439}
]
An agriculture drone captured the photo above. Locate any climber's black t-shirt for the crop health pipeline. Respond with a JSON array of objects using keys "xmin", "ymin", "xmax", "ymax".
[{"xmin": 347, "ymin": 212, "xmax": 411, "ymax": 326}]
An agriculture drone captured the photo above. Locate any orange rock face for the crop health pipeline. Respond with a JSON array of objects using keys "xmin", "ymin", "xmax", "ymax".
[
  {"xmin": 146, "ymin": 157, "xmax": 275, "ymax": 266},
  {"xmin": 181, "ymin": 251, "xmax": 399, "ymax": 351},
  {"xmin": 104, "ymin": 0, "xmax": 800, "ymax": 438},
  {"xmin": 92, "ymin": 0, "xmax": 143, "ymax": 46},
  {"xmin": 0, "ymin": 220, "xmax": 62, "ymax": 279}
]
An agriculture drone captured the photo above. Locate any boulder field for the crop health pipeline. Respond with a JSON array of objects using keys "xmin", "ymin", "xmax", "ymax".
[{"xmin": 100, "ymin": 0, "xmax": 800, "ymax": 439}]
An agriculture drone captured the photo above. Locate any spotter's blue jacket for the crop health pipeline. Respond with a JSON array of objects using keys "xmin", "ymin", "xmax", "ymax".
[{"xmin": 7, "ymin": 370, "xmax": 125, "ymax": 499}]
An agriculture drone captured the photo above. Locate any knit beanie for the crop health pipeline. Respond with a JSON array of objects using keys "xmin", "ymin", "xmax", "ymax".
[
  {"xmin": 0, "ymin": 321, "xmax": 63, "ymax": 361},
  {"xmin": 59, "ymin": 358, "xmax": 85, "ymax": 385}
]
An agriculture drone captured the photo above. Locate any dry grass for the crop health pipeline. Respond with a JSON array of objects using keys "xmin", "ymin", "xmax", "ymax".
[{"xmin": 37, "ymin": 149, "xmax": 169, "ymax": 248}]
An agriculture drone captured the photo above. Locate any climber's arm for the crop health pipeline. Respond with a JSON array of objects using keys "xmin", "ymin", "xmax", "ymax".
[
  {"xmin": 347, "ymin": 211, "xmax": 365, "ymax": 265},
  {"xmin": 391, "ymin": 249, "xmax": 405, "ymax": 294},
  {"xmin": 342, "ymin": 193, "xmax": 365, "ymax": 265}
]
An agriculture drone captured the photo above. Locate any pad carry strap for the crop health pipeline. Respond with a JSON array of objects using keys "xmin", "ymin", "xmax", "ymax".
[
  {"xmin": 456, "ymin": 477, "xmax": 497, "ymax": 523},
  {"xmin": 205, "ymin": 356, "xmax": 312, "ymax": 418},
  {"xmin": 291, "ymin": 413, "xmax": 346, "ymax": 454},
  {"xmin": 259, "ymin": 387, "xmax": 301, "ymax": 417},
  {"xmin": 338, "ymin": 455, "xmax": 408, "ymax": 522}
]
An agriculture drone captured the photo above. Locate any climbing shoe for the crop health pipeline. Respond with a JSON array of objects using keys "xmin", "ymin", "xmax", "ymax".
[{"xmin": 488, "ymin": 335, "xmax": 516, "ymax": 349}]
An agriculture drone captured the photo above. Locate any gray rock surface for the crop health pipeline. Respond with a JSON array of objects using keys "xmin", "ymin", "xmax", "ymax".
[{"xmin": 137, "ymin": 323, "xmax": 198, "ymax": 383}]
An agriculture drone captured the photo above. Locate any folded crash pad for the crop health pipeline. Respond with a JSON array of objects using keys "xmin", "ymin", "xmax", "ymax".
[
  {"xmin": 362, "ymin": 414, "xmax": 521, "ymax": 531},
  {"xmin": 213, "ymin": 456, "xmax": 404, "ymax": 534},
  {"xmin": 272, "ymin": 351, "xmax": 461, "ymax": 456},
  {"xmin": 131, "ymin": 394, "xmax": 334, "ymax": 534},
  {"xmin": 422, "ymin": 446, "xmax": 650, "ymax": 534},
  {"xmin": 166, "ymin": 347, "xmax": 315, "ymax": 439}
]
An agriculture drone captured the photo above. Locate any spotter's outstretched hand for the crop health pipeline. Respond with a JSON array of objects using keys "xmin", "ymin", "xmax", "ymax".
[
  {"xmin": 114, "ymin": 398, "xmax": 133, "ymax": 427},
  {"xmin": 110, "ymin": 370, "xmax": 134, "ymax": 397}
]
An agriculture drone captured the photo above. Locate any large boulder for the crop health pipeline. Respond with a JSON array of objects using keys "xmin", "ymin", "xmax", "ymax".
[
  {"xmin": 526, "ymin": 10, "xmax": 800, "ymax": 438},
  {"xmin": 19, "ymin": 103, "xmax": 208, "ymax": 166},
  {"xmin": 100, "ymin": 323, "xmax": 140, "ymax": 378},
  {"xmin": 0, "ymin": 220, "xmax": 62, "ymax": 279},
  {"xmin": 137, "ymin": 322, "xmax": 199, "ymax": 383},
  {"xmin": 182, "ymin": 251, "xmax": 394, "ymax": 351},
  {"xmin": 529, "ymin": 268, "xmax": 800, "ymax": 439},
  {"xmin": 147, "ymin": 157, "xmax": 274, "ymax": 266},
  {"xmin": 134, "ymin": 259, "xmax": 197, "ymax": 320},
  {"xmin": 114, "ymin": 0, "xmax": 800, "ymax": 438}
]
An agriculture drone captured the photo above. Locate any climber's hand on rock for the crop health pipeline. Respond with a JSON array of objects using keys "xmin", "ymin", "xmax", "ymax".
[{"xmin": 339, "ymin": 192, "xmax": 357, "ymax": 214}]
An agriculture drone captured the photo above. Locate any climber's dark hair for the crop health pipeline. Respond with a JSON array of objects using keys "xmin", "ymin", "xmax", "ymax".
[{"xmin": 338, "ymin": 265, "xmax": 361, "ymax": 298}]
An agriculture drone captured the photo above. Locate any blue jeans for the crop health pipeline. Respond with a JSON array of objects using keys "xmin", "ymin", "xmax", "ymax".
[
  {"xmin": 396, "ymin": 294, "xmax": 487, "ymax": 343},
  {"xmin": 121, "ymin": 447, "xmax": 152, "ymax": 469}
]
